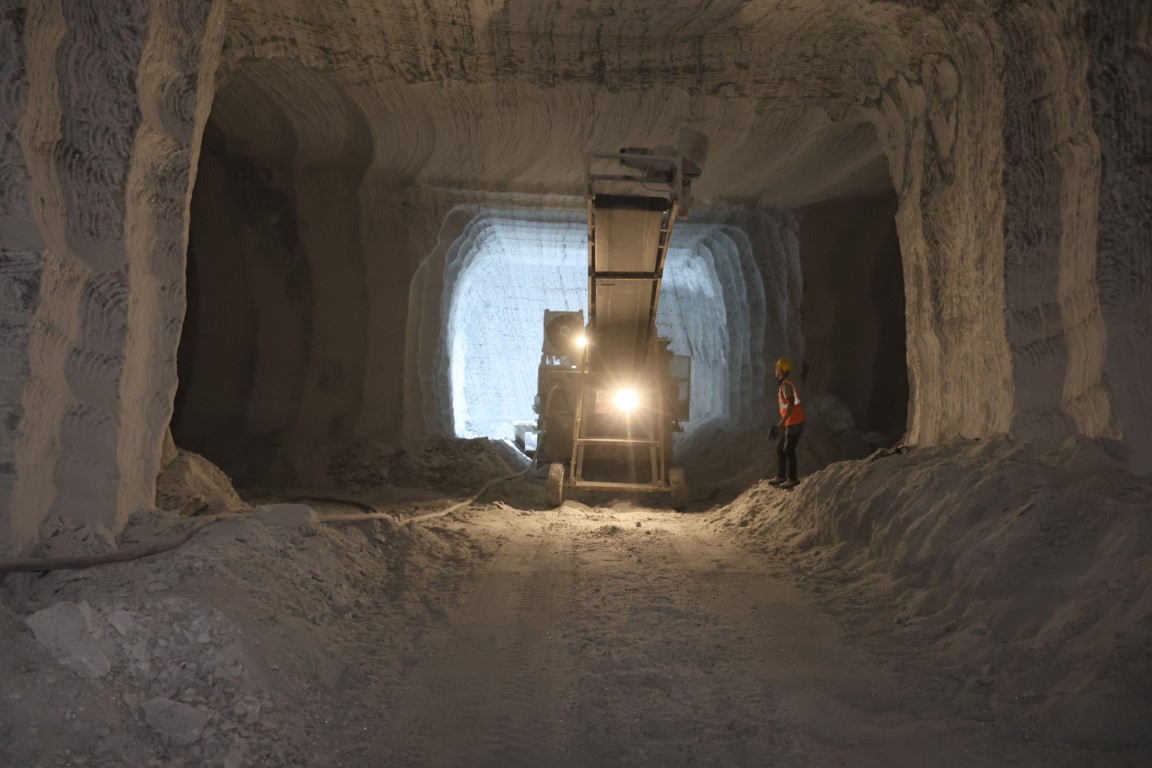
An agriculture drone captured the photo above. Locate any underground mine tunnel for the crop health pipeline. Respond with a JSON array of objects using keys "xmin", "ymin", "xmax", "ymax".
[
  {"xmin": 172, "ymin": 100, "xmax": 907, "ymax": 487},
  {"xmin": 2, "ymin": 1, "xmax": 1151, "ymax": 766}
]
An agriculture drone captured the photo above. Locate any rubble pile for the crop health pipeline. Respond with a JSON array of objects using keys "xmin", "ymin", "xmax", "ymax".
[
  {"xmin": 328, "ymin": 436, "xmax": 520, "ymax": 494},
  {"xmin": 713, "ymin": 436, "xmax": 1152, "ymax": 749},
  {"xmin": 1, "ymin": 497, "xmax": 483, "ymax": 767}
]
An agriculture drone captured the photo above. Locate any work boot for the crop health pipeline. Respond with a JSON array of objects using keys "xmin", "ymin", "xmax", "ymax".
[
  {"xmin": 781, "ymin": 479, "xmax": 800, "ymax": 489},
  {"xmin": 767, "ymin": 476, "xmax": 787, "ymax": 486}
]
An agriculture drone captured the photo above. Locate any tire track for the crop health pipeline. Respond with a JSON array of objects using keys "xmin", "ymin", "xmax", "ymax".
[
  {"xmin": 376, "ymin": 510, "xmax": 1083, "ymax": 767},
  {"xmin": 413, "ymin": 520, "xmax": 578, "ymax": 767},
  {"xmin": 563, "ymin": 520, "xmax": 802, "ymax": 767}
]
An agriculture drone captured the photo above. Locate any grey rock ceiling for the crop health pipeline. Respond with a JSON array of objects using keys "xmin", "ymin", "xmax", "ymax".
[{"xmin": 214, "ymin": 0, "xmax": 911, "ymax": 204}]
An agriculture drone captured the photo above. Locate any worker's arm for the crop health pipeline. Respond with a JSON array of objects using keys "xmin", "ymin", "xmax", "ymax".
[{"xmin": 780, "ymin": 382, "xmax": 795, "ymax": 426}]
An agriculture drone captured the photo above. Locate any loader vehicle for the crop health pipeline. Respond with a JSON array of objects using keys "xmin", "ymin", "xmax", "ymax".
[{"xmin": 532, "ymin": 130, "xmax": 708, "ymax": 511}]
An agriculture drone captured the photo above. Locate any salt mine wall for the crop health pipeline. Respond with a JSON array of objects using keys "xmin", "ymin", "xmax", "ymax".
[
  {"xmin": 1, "ymin": 0, "xmax": 224, "ymax": 557},
  {"xmin": 799, "ymin": 192, "xmax": 908, "ymax": 440},
  {"xmin": 2, "ymin": 0, "xmax": 1151, "ymax": 555},
  {"xmin": 1087, "ymin": 2, "xmax": 1152, "ymax": 473}
]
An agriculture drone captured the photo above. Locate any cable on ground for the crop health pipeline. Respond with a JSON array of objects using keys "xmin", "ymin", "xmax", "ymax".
[
  {"xmin": 0, "ymin": 466, "xmax": 534, "ymax": 574},
  {"xmin": 0, "ymin": 513, "xmax": 240, "ymax": 574}
]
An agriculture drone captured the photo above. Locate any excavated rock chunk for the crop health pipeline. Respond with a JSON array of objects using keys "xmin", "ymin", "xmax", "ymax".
[
  {"xmin": 140, "ymin": 697, "xmax": 210, "ymax": 746},
  {"xmin": 24, "ymin": 601, "xmax": 111, "ymax": 679},
  {"xmin": 254, "ymin": 503, "xmax": 318, "ymax": 530}
]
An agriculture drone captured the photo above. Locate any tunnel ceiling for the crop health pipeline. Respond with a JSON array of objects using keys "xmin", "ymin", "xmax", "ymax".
[{"xmin": 210, "ymin": 0, "xmax": 912, "ymax": 206}]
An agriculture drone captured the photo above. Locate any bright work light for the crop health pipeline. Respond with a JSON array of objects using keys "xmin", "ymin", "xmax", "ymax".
[
  {"xmin": 614, "ymin": 387, "xmax": 639, "ymax": 413},
  {"xmin": 574, "ymin": 333, "xmax": 588, "ymax": 349}
]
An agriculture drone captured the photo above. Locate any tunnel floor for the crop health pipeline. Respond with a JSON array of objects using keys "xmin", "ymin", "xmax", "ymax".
[
  {"xmin": 359, "ymin": 506, "xmax": 1082, "ymax": 767},
  {"xmin": 4, "ymin": 466, "xmax": 1141, "ymax": 767}
]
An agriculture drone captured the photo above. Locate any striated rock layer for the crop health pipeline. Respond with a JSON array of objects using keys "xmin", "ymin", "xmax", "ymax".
[
  {"xmin": 1, "ymin": 0, "xmax": 1150, "ymax": 551},
  {"xmin": 1, "ymin": 0, "xmax": 224, "ymax": 556}
]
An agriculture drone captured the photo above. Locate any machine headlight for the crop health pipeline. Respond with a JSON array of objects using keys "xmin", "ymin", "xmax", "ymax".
[
  {"xmin": 614, "ymin": 388, "xmax": 639, "ymax": 413},
  {"xmin": 574, "ymin": 333, "xmax": 588, "ymax": 349}
]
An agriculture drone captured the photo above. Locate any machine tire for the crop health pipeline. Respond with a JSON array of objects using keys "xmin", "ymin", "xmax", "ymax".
[
  {"xmin": 669, "ymin": 467, "xmax": 689, "ymax": 511},
  {"xmin": 545, "ymin": 462, "xmax": 565, "ymax": 507}
]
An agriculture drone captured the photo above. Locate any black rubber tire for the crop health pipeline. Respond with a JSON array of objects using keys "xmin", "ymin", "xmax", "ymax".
[
  {"xmin": 669, "ymin": 467, "xmax": 689, "ymax": 511},
  {"xmin": 545, "ymin": 462, "xmax": 565, "ymax": 507}
]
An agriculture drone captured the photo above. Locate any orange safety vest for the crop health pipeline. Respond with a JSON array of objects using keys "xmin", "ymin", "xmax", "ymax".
[{"xmin": 777, "ymin": 377, "xmax": 806, "ymax": 426}]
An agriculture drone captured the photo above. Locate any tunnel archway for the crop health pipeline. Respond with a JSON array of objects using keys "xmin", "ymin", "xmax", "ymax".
[
  {"xmin": 172, "ymin": 132, "xmax": 314, "ymax": 485},
  {"xmin": 171, "ymin": 62, "xmax": 387, "ymax": 488},
  {"xmin": 442, "ymin": 213, "xmax": 751, "ymax": 445},
  {"xmin": 797, "ymin": 190, "xmax": 909, "ymax": 443},
  {"xmin": 174, "ymin": 54, "xmax": 910, "ymax": 491},
  {"xmin": 417, "ymin": 208, "xmax": 805, "ymax": 462}
]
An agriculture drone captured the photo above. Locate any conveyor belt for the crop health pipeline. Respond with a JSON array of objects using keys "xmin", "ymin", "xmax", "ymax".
[{"xmin": 586, "ymin": 193, "xmax": 676, "ymax": 375}]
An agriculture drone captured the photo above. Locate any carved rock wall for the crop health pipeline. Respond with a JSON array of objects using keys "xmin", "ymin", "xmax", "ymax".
[
  {"xmin": 1086, "ymin": 2, "xmax": 1152, "ymax": 472},
  {"xmin": 0, "ymin": 0, "xmax": 224, "ymax": 556}
]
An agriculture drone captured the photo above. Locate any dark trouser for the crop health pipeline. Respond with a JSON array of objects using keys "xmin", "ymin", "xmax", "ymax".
[{"xmin": 776, "ymin": 422, "xmax": 804, "ymax": 481}]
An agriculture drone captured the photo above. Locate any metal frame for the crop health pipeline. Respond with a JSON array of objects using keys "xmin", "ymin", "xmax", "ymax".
[
  {"xmin": 568, "ymin": 385, "xmax": 668, "ymax": 493},
  {"xmin": 584, "ymin": 200, "xmax": 678, "ymax": 359},
  {"xmin": 583, "ymin": 150, "xmax": 689, "ymax": 211},
  {"xmin": 561, "ymin": 150, "xmax": 688, "ymax": 495}
]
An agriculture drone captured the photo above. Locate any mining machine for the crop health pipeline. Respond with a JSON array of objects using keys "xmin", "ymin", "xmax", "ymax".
[{"xmin": 531, "ymin": 130, "xmax": 708, "ymax": 511}]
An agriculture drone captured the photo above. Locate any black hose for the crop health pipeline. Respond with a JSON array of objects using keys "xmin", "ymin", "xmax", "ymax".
[
  {"xmin": 0, "ymin": 466, "xmax": 534, "ymax": 574},
  {"xmin": 0, "ymin": 513, "xmax": 239, "ymax": 574}
]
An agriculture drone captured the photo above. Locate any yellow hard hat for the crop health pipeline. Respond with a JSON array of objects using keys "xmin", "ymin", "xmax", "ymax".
[{"xmin": 775, "ymin": 357, "xmax": 793, "ymax": 373}]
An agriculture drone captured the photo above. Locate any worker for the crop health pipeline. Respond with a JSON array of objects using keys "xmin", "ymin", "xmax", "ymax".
[{"xmin": 768, "ymin": 357, "xmax": 805, "ymax": 488}]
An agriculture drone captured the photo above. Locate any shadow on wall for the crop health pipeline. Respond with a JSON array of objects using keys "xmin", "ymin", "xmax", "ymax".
[
  {"xmin": 172, "ymin": 136, "xmax": 312, "ymax": 485},
  {"xmin": 798, "ymin": 191, "xmax": 908, "ymax": 441}
]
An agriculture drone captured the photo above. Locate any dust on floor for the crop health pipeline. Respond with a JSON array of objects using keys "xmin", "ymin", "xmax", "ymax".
[{"xmin": 2, "ymin": 437, "xmax": 1149, "ymax": 767}]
